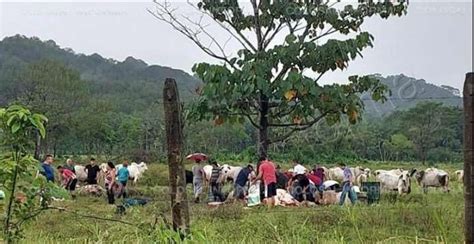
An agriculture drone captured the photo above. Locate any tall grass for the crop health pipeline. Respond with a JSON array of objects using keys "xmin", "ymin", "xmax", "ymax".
[{"xmin": 3, "ymin": 162, "xmax": 464, "ymax": 243}]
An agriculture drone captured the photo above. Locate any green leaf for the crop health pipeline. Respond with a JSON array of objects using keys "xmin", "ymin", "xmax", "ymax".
[{"xmin": 11, "ymin": 123, "xmax": 21, "ymax": 134}]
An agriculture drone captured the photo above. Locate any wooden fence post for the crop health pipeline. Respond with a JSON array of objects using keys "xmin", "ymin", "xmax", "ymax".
[
  {"xmin": 163, "ymin": 78, "xmax": 190, "ymax": 234},
  {"xmin": 463, "ymin": 72, "xmax": 474, "ymax": 243}
]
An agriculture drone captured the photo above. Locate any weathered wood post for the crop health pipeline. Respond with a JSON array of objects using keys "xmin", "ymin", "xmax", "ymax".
[
  {"xmin": 464, "ymin": 72, "xmax": 474, "ymax": 243},
  {"xmin": 163, "ymin": 78, "xmax": 190, "ymax": 234}
]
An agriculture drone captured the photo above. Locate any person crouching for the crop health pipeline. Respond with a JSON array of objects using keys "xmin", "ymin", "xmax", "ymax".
[{"xmin": 57, "ymin": 166, "xmax": 78, "ymax": 199}]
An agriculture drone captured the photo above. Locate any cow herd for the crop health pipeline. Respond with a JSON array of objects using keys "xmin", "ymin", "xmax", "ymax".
[
  {"xmin": 74, "ymin": 161, "xmax": 462, "ymax": 198},
  {"xmin": 187, "ymin": 163, "xmax": 463, "ymax": 197},
  {"xmin": 73, "ymin": 162, "xmax": 149, "ymax": 185}
]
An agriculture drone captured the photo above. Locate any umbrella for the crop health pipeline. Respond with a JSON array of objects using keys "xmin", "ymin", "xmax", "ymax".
[{"xmin": 186, "ymin": 153, "xmax": 208, "ymax": 161}]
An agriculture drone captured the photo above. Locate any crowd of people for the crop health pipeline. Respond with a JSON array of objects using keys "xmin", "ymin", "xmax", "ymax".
[
  {"xmin": 38, "ymin": 154, "xmax": 358, "ymax": 207},
  {"xmin": 191, "ymin": 157, "xmax": 358, "ymax": 207},
  {"xmin": 38, "ymin": 154, "xmax": 131, "ymax": 204}
]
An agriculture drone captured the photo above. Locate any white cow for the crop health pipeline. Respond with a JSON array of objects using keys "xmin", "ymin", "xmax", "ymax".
[
  {"xmin": 415, "ymin": 168, "xmax": 450, "ymax": 193},
  {"xmin": 202, "ymin": 165, "xmax": 214, "ymax": 182},
  {"xmin": 74, "ymin": 165, "xmax": 88, "ymax": 182},
  {"xmin": 116, "ymin": 162, "xmax": 148, "ymax": 184},
  {"xmin": 356, "ymin": 173, "xmax": 368, "ymax": 186},
  {"xmin": 99, "ymin": 163, "xmax": 108, "ymax": 173},
  {"xmin": 376, "ymin": 170, "xmax": 413, "ymax": 195},
  {"xmin": 455, "ymin": 170, "xmax": 464, "ymax": 182},
  {"xmin": 219, "ymin": 164, "xmax": 243, "ymax": 183},
  {"xmin": 327, "ymin": 166, "xmax": 368, "ymax": 186},
  {"xmin": 374, "ymin": 169, "xmax": 403, "ymax": 176}
]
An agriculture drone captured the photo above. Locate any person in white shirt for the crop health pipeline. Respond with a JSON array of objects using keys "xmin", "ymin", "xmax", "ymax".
[{"xmin": 292, "ymin": 160, "xmax": 307, "ymax": 175}]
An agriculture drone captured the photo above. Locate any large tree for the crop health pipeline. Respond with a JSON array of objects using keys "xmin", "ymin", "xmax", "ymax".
[{"xmin": 150, "ymin": 0, "xmax": 407, "ymax": 158}]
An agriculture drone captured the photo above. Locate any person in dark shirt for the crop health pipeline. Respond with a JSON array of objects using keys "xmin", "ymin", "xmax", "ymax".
[
  {"xmin": 233, "ymin": 164, "xmax": 254, "ymax": 200},
  {"xmin": 275, "ymin": 165, "xmax": 289, "ymax": 189},
  {"xmin": 289, "ymin": 174, "xmax": 315, "ymax": 202},
  {"xmin": 40, "ymin": 154, "xmax": 55, "ymax": 182},
  {"xmin": 85, "ymin": 158, "xmax": 100, "ymax": 185}
]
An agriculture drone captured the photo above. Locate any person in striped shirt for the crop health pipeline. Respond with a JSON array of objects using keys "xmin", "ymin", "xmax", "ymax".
[{"xmin": 209, "ymin": 160, "xmax": 225, "ymax": 202}]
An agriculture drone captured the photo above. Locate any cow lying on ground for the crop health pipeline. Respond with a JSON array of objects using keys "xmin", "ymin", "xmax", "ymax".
[{"xmin": 415, "ymin": 168, "xmax": 450, "ymax": 193}]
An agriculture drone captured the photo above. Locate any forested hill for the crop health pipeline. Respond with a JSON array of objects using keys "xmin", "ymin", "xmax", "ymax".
[
  {"xmin": 0, "ymin": 35, "xmax": 201, "ymax": 104},
  {"xmin": 0, "ymin": 35, "xmax": 462, "ymax": 116},
  {"xmin": 363, "ymin": 74, "xmax": 462, "ymax": 117}
]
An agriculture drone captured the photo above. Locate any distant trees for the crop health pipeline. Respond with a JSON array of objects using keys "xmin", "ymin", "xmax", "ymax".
[
  {"xmin": 9, "ymin": 60, "xmax": 87, "ymax": 158},
  {"xmin": 0, "ymin": 37, "xmax": 463, "ymax": 164},
  {"xmin": 394, "ymin": 102, "xmax": 462, "ymax": 164}
]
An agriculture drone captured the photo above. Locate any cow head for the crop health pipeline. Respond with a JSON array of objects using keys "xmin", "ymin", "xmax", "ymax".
[
  {"xmin": 218, "ymin": 164, "xmax": 233, "ymax": 181},
  {"xmin": 138, "ymin": 162, "xmax": 148, "ymax": 171},
  {"xmin": 363, "ymin": 168, "xmax": 371, "ymax": 178},
  {"xmin": 414, "ymin": 170, "xmax": 425, "ymax": 185},
  {"xmin": 399, "ymin": 172, "xmax": 412, "ymax": 194},
  {"xmin": 409, "ymin": 168, "xmax": 417, "ymax": 177}
]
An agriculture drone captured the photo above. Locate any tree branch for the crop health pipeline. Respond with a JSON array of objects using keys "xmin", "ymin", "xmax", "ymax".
[
  {"xmin": 186, "ymin": 1, "xmax": 257, "ymax": 53},
  {"xmin": 148, "ymin": 1, "xmax": 238, "ymax": 69},
  {"xmin": 269, "ymin": 111, "xmax": 329, "ymax": 144}
]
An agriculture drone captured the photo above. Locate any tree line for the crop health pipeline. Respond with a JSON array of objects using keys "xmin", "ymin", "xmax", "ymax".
[{"xmin": 0, "ymin": 60, "xmax": 462, "ymax": 164}]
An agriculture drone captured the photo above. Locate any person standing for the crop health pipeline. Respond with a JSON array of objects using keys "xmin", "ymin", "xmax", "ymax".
[
  {"xmin": 209, "ymin": 160, "xmax": 225, "ymax": 202},
  {"xmin": 339, "ymin": 163, "xmax": 357, "ymax": 206},
  {"xmin": 255, "ymin": 157, "xmax": 277, "ymax": 206},
  {"xmin": 57, "ymin": 166, "xmax": 77, "ymax": 199},
  {"xmin": 85, "ymin": 158, "xmax": 100, "ymax": 185},
  {"xmin": 104, "ymin": 161, "xmax": 117, "ymax": 204},
  {"xmin": 64, "ymin": 158, "xmax": 75, "ymax": 173},
  {"xmin": 116, "ymin": 161, "xmax": 129, "ymax": 199},
  {"xmin": 192, "ymin": 159, "xmax": 205, "ymax": 203},
  {"xmin": 233, "ymin": 164, "xmax": 254, "ymax": 202},
  {"xmin": 40, "ymin": 154, "xmax": 55, "ymax": 182}
]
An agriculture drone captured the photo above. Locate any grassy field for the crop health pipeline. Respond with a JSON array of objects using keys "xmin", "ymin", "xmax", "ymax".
[{"xmin": 6, "ymin": 161, "xmax": 466, "ymax": 243}]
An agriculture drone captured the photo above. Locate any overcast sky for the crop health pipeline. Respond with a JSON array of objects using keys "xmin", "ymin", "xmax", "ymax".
[{"xmin": 0, "ymin": 1, "xmax": 471, "ymax": 90}]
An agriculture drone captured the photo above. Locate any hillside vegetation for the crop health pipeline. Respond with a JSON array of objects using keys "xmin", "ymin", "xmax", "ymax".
[{"xmin": 0, "ymin": 35, "xmax": 463, "ymax": 164}]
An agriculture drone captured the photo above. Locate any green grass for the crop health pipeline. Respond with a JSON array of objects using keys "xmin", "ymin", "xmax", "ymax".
[{"xmin": 3, "ymin": 161, "xmax": 465, "ymax": 243}]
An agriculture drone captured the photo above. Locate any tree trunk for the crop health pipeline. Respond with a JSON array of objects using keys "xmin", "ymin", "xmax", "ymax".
[
  {"xmin": 463, "ymin": 72, "xmax": 474, "ymax": 243},
  {"xmin": 258, "ymin": 94, "xmax": 269, "ymax": 159},
  {"xmin": 421, "ymin": 147, "xmax": 426, "ymax": 165},
  {"xmin": 163, "ymin": 78, "xmax": 189, "ymax": 235},
  {"xmin": 34, "ymin": 131, "xmax": 41, "ymax": 160},
  {"xmin": 4, "ymin": 151, "xmax": 19, "ymax": 243}
]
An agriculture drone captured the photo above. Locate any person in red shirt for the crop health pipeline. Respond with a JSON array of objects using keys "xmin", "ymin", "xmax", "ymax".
[
  {"xmin": 254, "ymin": 157, "xmax": 277, "ymax": 206},
  {"xmin": 57, "ymin": 166, "xmax": 78, "ymax": 199}
]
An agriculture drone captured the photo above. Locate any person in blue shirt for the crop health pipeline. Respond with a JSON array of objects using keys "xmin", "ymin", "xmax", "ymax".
[
  {"xmin": 117, "ymin": 161, "xmax": 130, "ymax": 198},
  {"xmin": 233, "ymin": 164, "xmax": 254, "ymax": 202},
  {"xmin": 40, "ymin": 154, "xmax": 55, "ymax": 182}
]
